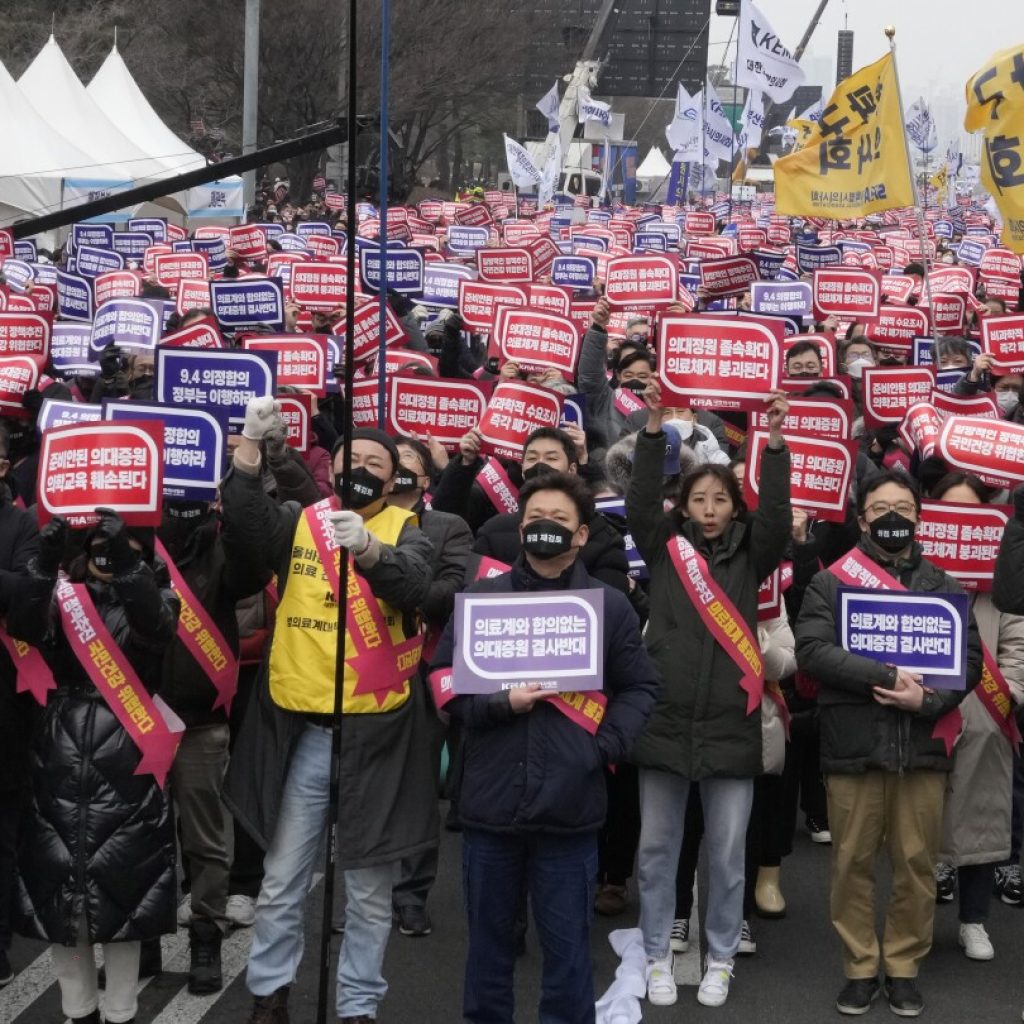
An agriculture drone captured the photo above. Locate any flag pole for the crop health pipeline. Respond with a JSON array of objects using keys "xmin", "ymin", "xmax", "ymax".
[
  {"xmin": 886, "ymin": 27, "xmax": 937, "ymax": 319},
  {"xmin": 376, "ymin": 0, "xmax": 390, "ymax": 428}
]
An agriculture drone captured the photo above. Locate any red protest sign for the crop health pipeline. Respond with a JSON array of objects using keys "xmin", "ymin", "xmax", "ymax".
[
  {"xmin": 375, "ymin": 347, "xmax": 438, "ymax": 376},
  {"xmin": 981, "ymin": 314, "xmax": 1024, "ymax": 372},
  {"xmin": 812, "ymin": 268, "xmax": 881, "ymax": 319},
  {"xmin": 455, "ymin": 204, "xmax": 494, "ymax": 228},
  {"xmin": 290, "ymin": 261, "xmax": 347, "ymax": 310},
  {"xmin": 866, "ymin": 306, "xmax": 931, "ymax": 351},
  {"xmin": 928, "ymin": 266, "xmax": 975, "ymax": 295},
  {"xmin": 306, "ymin": 234, "xmax": 341, "ymax": 259},
  {"xmin": 503, "ymin": 222, "xmax": 541, "ymax": 246},
  {"xmin": 937, "ymin": 415, "xmax": 1024, "ymax": 486},
  {"xmin": 782, "ymin": 333, "xmax": 836, "ymax": 376},
  {"xmin": 476, "ymin": 248, "xmax": 534, "ymax": 284},
  {"xmin": 349, "ymin": 377, "xmax": 380, "ymax": 426},
  {"xmin": 528, "ymin": 284, "xmax": 571, "ymax": 317},
  {"xmin": 161, "ymin": 317, "xmax": 224, "ymax": 350},
  {"xmin": 524, "ymin": 236, "xmax": 561, "ymax": 278},
  {"xmin": 699, "ymin": 255, "xmax": 759, "ymax": 298},
  {"xmin": 0, "ymin": 230, "xmax": 13, "ymax": 260},
  {"xmin": 142, "ymin": 244, "xmax": 172, "ymax": 275},
  {"xmin": 658, "ymin": 314, "xmax": 783, "ymax": 412},
  {"xmin": 879, "ymin": 274, "xmax": 917, "ymax": 304},
  {"xmin": 688, "ymin": 237, "xmax": 736, "ymax": 260},
  {"xmin": 0, "ymin": 355, "xmax": 41, "ymax": 418},
  {"xmin": 153, "ymin": 252, "xmax": 208, "ymax": 290},
  {"xmin": 277, "ymin": 392, "xmax": 311, "ymax": 452},
  {"xmin": 684, "ymin": 212, "xmax": 715, "ymax": 236},
  {"xmin": 386, "ymin": 374, "xmax": 492, "ymax": 449},
  {"xmin": 862, "ymin": 366, "xmax": 936, "ymax": 427},
  {"xmin": 0, "ymin": 313, "xmax": 50, "ymax": 360},
  {"xmin": 37, "ymin": 420, "xmax": 164, "ymax": 527},
  {"xmin": 95, "ymin": 271, "xmax": 142, "ymax": 307},
  {"xmin": 605, "ymin": 255, "xmax": 679, "ymax": 308},
  {"xmin": 750, "ymin": 397, "xmax": 853, "ymax": 439},
  {"xmin": 493, "ymin": 309, "xmax": 580, "ymax": 375},
  {"xmin": 242, "ymin": 334, "xmax": 327, "ymax": 396},
  {"xmin": 338, "ymin": 300, "xmax": 407, "ymax": 364},
  {"xmin": 228, "ymin": 225, "xmax": 268, "ymax": 260},
  {"xmin": 983, "ymin": 276, "xmax": 1020, "ymax": 309},
  {"xmin": 929, "ymin": 293, "xmax": 966, "ymax": 333},
  {"xmin": 917, "ymin": 501, "xmax": 1010, "ymax": 591},
  {"xmin": 899, "ymin": 401, "xmax": 941, "ymax": 458},
  {"xmin": 979, "ymin": 248, "xmax": 1021, "ymax": 281},
  {"xmin": 930, "ymin": 389, "xmax": 1000, "ymax": 420},
  {"xmin": 457, "ymin": 280, "xmax": 527, "ymax": 332},
  {"xmin": 175, "ymin": 278, "xmax": 212, "ymax": 316},
  {"xmin": 745, "ymin": 430, "xmax": 855, "ymax": 523},
  {"xmin": 475, "ymin": 381, "xmax": 563, "ymax": 460},
  {"xmin": 737, "ymin": 227, "xmax": 767, "ymax": 252}
]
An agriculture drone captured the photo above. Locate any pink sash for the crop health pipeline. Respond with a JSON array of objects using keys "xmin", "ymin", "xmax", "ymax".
[
  {"xmin": 476, "ymin": 458, "xmax": 520, "ymax": 515},
  {"xmin": 0, "ymin": 626, "xmax": 57, "ymax": 705}
]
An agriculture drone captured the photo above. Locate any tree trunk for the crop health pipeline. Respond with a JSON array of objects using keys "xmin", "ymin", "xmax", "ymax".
[
  {"xmin": 436, "ymin": 138, "xmax": 450, "ymax": 190},
  {"xmin": 451, "ymin": 129, "xmax": 463, "ymax": 190}
]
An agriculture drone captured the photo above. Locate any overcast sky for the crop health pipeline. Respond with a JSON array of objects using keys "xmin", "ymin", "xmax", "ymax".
[{"xmin": 708, "ymin": 0, "xmax": 1024, "ymax": 141}]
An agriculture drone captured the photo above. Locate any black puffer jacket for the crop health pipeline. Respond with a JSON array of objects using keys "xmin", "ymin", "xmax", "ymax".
[
  {"xmin": 10, "ymin": 558, "xmax": 180, "ymax": 945},
  {"xmin": 431, "ymin": 556, "xmax": 660, "ymax": 834},
  {"xmin": 795, "ymin": 537, "xmax": 982, "ymax": 775}
]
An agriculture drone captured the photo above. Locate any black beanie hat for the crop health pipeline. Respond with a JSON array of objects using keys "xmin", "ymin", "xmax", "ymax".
[{"xmin": 331, "ymin": 428, "xmax": 400, "ymax": 473}]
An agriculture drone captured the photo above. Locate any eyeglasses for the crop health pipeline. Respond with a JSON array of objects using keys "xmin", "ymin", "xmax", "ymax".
[{"xmin": 866, "ymin": 501, "xmax": 916, "ymax": 518}]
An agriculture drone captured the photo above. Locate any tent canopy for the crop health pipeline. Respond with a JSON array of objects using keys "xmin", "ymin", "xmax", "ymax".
[{"xmin": 635, "ymin": 146, "xmax": 672, "ymax": 181}]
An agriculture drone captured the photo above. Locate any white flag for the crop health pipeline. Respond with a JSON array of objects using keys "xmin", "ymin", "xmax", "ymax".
[
  {"xmin": 503, "ymin": 134, "xmax": 542, "ymax": 189},
  {"xmin": 736, "ymin": 0, "xmax": 806, "ymax": 104},
  {"xmin": 905, "ymin": 98, "xmax": 938, "ymax": 154},
  {"xmin": 536, "ymin": 81, "xmax": 561, "ymax": 133},
  {"xmin": 577, "ymin": 86, "xmax": 612, "ymax": 127},
  {"xmin": 666, "ymin": 83, "xmax": 703, "ymax": 164},
  {"xmin": 737, "ymin": 90, "xmax": 766, "ymax": 152},
  {"xmin": 703, "ymin": 79, "xmax": 734, "ymax": 162},
  {"xmin": 797, "ymin": 99, "xmax": 823, "ymax": 123},
  {"xmin": 538, "ymin": 135, "xmax": 562, "ymax": 208}
]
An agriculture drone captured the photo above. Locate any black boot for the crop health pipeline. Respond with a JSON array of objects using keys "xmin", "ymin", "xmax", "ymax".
[
  {"xmin": 188, "ymin": 918, "xmax": 223, "ymax": 994},
  {"xmin": 246, "ymin": 985, "xmax": 291, "ymax": 1024},
  {"xmin": 71, "ymin": 1012, "xmax": 101, "ymax": 1024},
  {"xmin": 97, "ymin": 936, "xmax": 161, "ymax": 988}
]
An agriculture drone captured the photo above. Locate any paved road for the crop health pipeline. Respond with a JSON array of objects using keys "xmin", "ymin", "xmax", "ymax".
[{"xmin": 6, "ymin": 811, "xmax": 1024, "ymax": 1023}]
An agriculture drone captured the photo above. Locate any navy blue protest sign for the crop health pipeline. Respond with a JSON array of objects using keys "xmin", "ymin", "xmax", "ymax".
[
  {"xmin": 90, "ymin": 299, "xmax": 163, "ymax": 354},
  {"xmin": 76, "ymin": 245, "xmax": 125, "ymax": 280},
  {"xmin": 358, "ymin": 246, "xmax": 425, "ymax": 294},
  {"xmin": 111, "ymin": 231, "xmax": 154, "ymax": 260},
  {"xmin": 837, "ymin": 588, "xmax": 969, "ymax": 689},
  {"xmin": 634, "ymin": 232, "xmax": 668, "ymax": 252},
  {"xmin": 551, "ymin": 256, "xmax": 596, "ymax": 290},
  {"xmin": 71, "ymin": 224, "xmax": 113, "ymax": 251},
  {"xmin": 296, "ymin": 222, "xmax": 332, "ymax": 238},
  {"xmin": 13, "ymin": 240, "xmax": 36, "ymax": 262},
  {"xmin": 51, "ymin": 324, "xmax": 97, "ymax": 377},
  {"xmin": 572, "ymin": 234, "xmax": 609, "ymax": 253},
  {"xmin": 276, "ymin": 233, "xmax": 309, "ymax": 253},
  {"xmin": 209, "ymin": 278, "xmax": 285, "ymax": 330},
  {"xmin": 190, "ymin": 236, "xmax": 227, "ymax": 272},
  {"xmin": 37, "ymin": 399, "xmax": 102, "ymax": 433},
  {"xmin": 422, "ymin": 262, "xmax": 475, "ymax": 307},
  {"xmin": 796, "ymin": 244, "xmax": 842, "ymax": 273},
  {"xmin": 447, "ymin": 226, "xmax": 490, "ymax": 255},
  {"xmin": 154, "ymin": 347, "xmax": 277, "ymax": 433},
  {"xmin": 594, "ymin": 496, "xmax": 648, "ymax": 581},
  {"xmin": 752, "ymin": 249, "xmax": 786, "ymax": 281},
  {"xmin": 934, "ymin": 220, "xmax": 954, "ymax": 240},
  {"xmin": 560, "ymin": 392, "xmax": 586, "ymax": 427},
  {"xmin": 957, "ymin": 238, "xmax": 988, "ymax": 267},
  {"xmin": 913, "ymin": 336, "xmax": 980, "ymax": 367},
  {"xmin": 775, "ymin": 266, "xmax": 801, "ymax": 283},
  {"xmin": 56, "ymin": 270, "xmax": 94, "ymax": 322},
  {"xmin": 129, "ymin": 218, "xmax": 167, "ymax": 243},
  {"xmin": 1, "ymin": 260, "xmax": 34, "ymax": 293},
  {"xmin": 751, "ymin": 281, "xmax": 812, "ymax": 317},
  {"xmin": 104, "ymin": 399, "xmax": 229, "ymax": 500}
]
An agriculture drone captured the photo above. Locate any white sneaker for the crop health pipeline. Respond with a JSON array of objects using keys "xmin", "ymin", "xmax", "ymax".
[
  {"xmin": 697, "ymin": 957, "xmax": 734, "ymax": 1007},
  {"xmin": 670, "ymin": 918, "xmax": 689, "ymax": 953},
  {"xmin": 958, "ymin": 922, "xmax": 994, "ymax": 961},
  {"xmin": 176, "ymin": 894, "xmax": 192, "ymax": 927},
  {"xmin": 646, "ymin": 955, "xmax": 677, "ymax": 1006},
  {"xmin": 226, "ymin": 894, "xmax": 257, "ymax": 928}
]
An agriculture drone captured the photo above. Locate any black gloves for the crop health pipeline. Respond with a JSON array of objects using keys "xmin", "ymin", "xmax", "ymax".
[
  {"xmin": 36, "ymin": 516, "xmax": 69, "ymax": 576},
  {"xmin": 99, "ymin": 345, "xmax": 124, "ymax": 380},
  {"xmin": 93, "ymin": 508, "xmax": 139, "ymax": 576}
]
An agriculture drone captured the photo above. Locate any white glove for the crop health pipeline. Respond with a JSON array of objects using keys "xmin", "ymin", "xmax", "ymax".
[
  {"xmin": 329, "ymin": 510, "xmax": 370, "ymax": 553},
  {"xmin": 241, "ymin": 396, "xmax": 283, "ymax": 441}
]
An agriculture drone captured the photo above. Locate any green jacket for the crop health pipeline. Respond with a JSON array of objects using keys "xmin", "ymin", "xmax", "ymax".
[{"xmin": 626, "ymin": 429, "xmax": 791, "ymax": 778}]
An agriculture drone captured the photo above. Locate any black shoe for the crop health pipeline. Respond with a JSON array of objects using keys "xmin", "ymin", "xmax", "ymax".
[
  {"xmin": 98, "ymin": 935, "xmax": 161, "ymax": 988},
  {"xmin": 188, "ymin": 918, "xmax": 223, "ymax": 994},
  {"xmin": 836, "ymin": 977, "xmax": 880, "ymax": 1015},
  {"xmin": 994, "ymin": 864, "xmax": 1023, "ymax": 905},
  {"xmin": 246, "ymin": 985, "xmax": 291, "ymax": 1024},
  {"xmin": 71, "ymin": 1013, "xmax": 101, "ymax": 1024},
  {"xmin": 0, "ymin": 948, "xmax": 12, "ymax": 987},
  {"xmin": 885, "ymin": 977, "xmax": 923, "ymax": 1018},
  {"xmin": 395, "ymin": 904, "xmax": 432, "ymax": 937},
  {"xmin": 935, "ymin": 862, "xmax": 956, "ymax": 904}
]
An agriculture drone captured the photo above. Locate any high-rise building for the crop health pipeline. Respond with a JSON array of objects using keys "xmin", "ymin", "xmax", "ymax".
[{"xmin": 836, "ymin": 30, "xmax": 855, "ymax": 84}]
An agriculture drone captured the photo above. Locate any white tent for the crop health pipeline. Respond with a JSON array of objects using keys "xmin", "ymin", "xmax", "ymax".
[
  {"xmin": 87, "ymin": 45, "xmax": 205, "ymax": 176},
  {"xmin": 635, "ymin": 146, "xmax": 673, "ymax": 181}
]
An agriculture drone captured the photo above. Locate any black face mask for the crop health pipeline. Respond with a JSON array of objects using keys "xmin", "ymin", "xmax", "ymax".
[
  {"xmin": 522, "ymin": 462, "xmax": 558, "ymax": 483},
  {"xmin": 335, "ymin": 467, "xmax": 385, "ymax": 510},
  {"xmin": 90, "ymin": 542, "xmax": 112, "ymax": 574},
  {"xmin": 391, "ymin": 468, "xmax": 420, "ymax": 494},
  {"xmin": 869, "ymin": 511, "xmax": 916, "ymax": 554},
  {"xmin": 522, "ymin": 519, "xmax": 575, "ymax": 560},
  {"xmin": 619, "ymin": 379, "xmax": 647, "ymax": 395},
  {"xmin": 787, "ymin": 370, "xmax": 819, "ymax": 379}
]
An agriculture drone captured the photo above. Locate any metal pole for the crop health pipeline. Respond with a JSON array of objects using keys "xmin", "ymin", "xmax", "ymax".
[
  {"xmin": 317, "ymin": 0, "xmax": 359, "ymax": 1018},
  {"xmin": 242, "ymin": 0, "xmax": 261, "ymax": 210},
  {"xmin": 377, "ymin": 0, "xmax": 390, "ymax": 428}
]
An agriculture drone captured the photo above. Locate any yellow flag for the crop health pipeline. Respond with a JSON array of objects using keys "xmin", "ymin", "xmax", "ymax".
[
  {"xmin": 964, "ymin": 44, "xmax": 1024, "ymax": 251},
  {"xmin": 785, "ymin": 117, "xmax": 819, "ymax": 149},
  {"xmin": 774, "ymin": 52, "xmax": 914, "ymax": 218}
]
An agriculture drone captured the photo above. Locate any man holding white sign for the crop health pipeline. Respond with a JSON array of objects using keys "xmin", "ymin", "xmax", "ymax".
[{"xmin": 431, "ymin": 471, "xmax": 659, "ymax": 1024}]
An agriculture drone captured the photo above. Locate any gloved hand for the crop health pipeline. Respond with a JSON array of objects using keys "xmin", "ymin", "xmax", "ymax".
[
  {"xmin": 99, "ymin": 345, "xmax": 123, "ymax": 380},
  {"xmin": 241, "ymin": 396, "xmax": 283, "ymax": 442},
  {"xmin": 36, "ymin": 516, "xmax": 69, "ymax": 576},
  {"xmin": 264, "ymin": 419, "xmax": 289, "ymax": 463},
  {"xmin": 329, "ymin": 510, "xmax": 370, "ymax": 554},
  {"xmin": 93, "ymin": 508, "xmax": 139, "ymax": 575}
]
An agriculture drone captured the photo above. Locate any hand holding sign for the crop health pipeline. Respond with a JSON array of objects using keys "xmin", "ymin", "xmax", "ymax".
[
  {"xmin": 642, "ymin": 376, "xmax": 664, "ymax": 433},
  {"xmin": 591, "ymin": 297, "xmax": 610, "ymax": 329},
  {"xmin": 93, "ymin": 507, "xmax": 140, "ymax": 576},
  {"xmin": 36, "ymin": 516, "xmax": 69, "ymax": 576},
  {"xmin": 873, "ymin": 670, "xmax": 925, "ymax": 710},
  {"xmin": 509, "ymin": 683, "xmax": 556, "ymax": 713},
  {"xmin": 765, "ymin": 390, "xmax": 790, "ymax": 446}
]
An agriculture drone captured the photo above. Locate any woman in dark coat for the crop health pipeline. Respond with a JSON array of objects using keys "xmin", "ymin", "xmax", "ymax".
[
  {"xmin": 10, "ymin": 510, "xmax": 180, "ymax": 1024},
  {"xmin": 626, "ymin": 380, "xmax": 791, "ymax": 1011}
]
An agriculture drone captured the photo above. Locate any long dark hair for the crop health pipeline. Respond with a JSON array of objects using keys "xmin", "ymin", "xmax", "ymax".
[
  {"xmin": 930, "ymin": 471, "xmax": 991, "ymax": 504},
  {"xmin": 669, "ymin": 465, "xmax": 747, "ymax": 533}
]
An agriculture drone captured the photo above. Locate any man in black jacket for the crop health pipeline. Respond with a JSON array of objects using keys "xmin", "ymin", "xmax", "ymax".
[
  {"xmin": 432, "ymin": 472, "xmax": 659, "ymax": 1024},
  {"xmin": 796, "ymin": 471, "xmax": 982, "ymax": 1019}
]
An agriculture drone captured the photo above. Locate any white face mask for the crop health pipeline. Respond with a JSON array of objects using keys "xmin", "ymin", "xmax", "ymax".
[
  {"xmin": 997, "ymin": 389, "xmax": 1020, "ymax": 415},
  {"xmin": 665, "ymin": 418, "xmax": 694, "ymax": 441},
  {"xmin": 846, "ymin": 356, "xmax": 874, "ymax": 379}
]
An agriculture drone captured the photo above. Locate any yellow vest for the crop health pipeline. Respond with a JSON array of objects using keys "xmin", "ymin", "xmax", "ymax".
[{"xmin": 268, "ymin": 504, "xmax": 416, "ymax": 714}]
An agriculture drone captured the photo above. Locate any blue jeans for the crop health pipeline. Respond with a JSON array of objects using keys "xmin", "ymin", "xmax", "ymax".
[
  {"xmin": 637, "ymin": 769, "xmax": 753, "ymax": 961},
  {"xmin": 462, "ymin": 828, "xmax": 597, "ymax": 1024},
  {"xmin": 246, "ymin": 723, "xmax": 396, "ymax": 1018}
]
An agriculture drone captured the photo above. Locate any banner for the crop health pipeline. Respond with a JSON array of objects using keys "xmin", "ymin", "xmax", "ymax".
[
  {"xmin": 917, "ymin": 501, "xmax": 1009, "ymax": 591},
  {"xmin": 659, "ymin": 314, "xmax": 783, "ymax": 411},
  {"xmin": 447, "ymin": 226, "xmax": 490, "ymax": 255},
  {"xmin": 452, "ymin": 590, "xmax": 604, "ymax": 694},
  {"xmin": 698, "ymin": 255, "xmax": 759, "ymax": 298},
  {"xmin": 0, "ymin": 312, "xmax": 50, "ymax": 359},
  {"xmin": 493, "ymin": 308, "xmax": 580, "ymax": 374},
  {"xmin": 862, "ymin": 366, "xmax": 936, "ymax": 426},
  {"xmin": 745, "ymin": 429, "xmax": 855, "ymax": 523},
  {"xmin": 812, "ymin": 268, "xmax": 881, "ymax": 318},
  {"xmin": 209, "ymin": 279, "xmax": 284, "ymax": 329},
  {"xmin": 154, "ymin": 348, "xmax": 277, "ymax": 433},
  {"xmin": 604, "ymin": 255, "xmax": 678, "ymax": 307},
  {"xmin": 475, "ymin": 381, "xmax": 563, "ymax": 460},
  {"xmin": 666, "ymin": 83, "xmax": 703, "ymax": 164},
  {"xmin": 937, "ymin": 414, "xmax": 1024, "ymax": 486},
  {"xmin": 981, "ymin": 313, "xmax": 1024, "ymax": 372},
  {"xmin": 736, "ymin": 0, "xmax": 806, "ymax": 103},
  {"xmin": 905, "ymin": 98, "xmax": 938, "ymax": 154},
  {"xmin": 37, "ymin": 420, "xmax": 164, "ymax": 526},
  {"xmin": 242, "ymin": 334, "xmax": 328, "ymax": 396},
  {"xmin": 386, "ymin": 375, "xmax": 492, "ymax": 449},
  {"xmin": 228, "ymin": 225, "xmax": 267, "ymax": 260},
  {"xmin": 703, "ymin": 80, "xmax": 735, "ymax": 162},
  {"xmin": 774, "ymin": 53, "xmax": 915, "ymax": 217},
  {"xmin": 504, "ymin": 134, "xmax": 542, "ymax": 188},
  {"xmin": 89, "ymin": 299, "xmax": 162, "ymax": 355}
]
